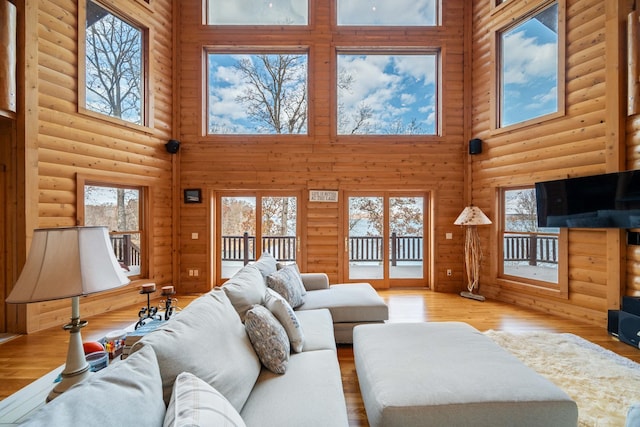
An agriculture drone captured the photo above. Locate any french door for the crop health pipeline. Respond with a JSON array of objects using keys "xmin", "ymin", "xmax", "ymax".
[
  {"xmin": 216, "ymin": 192, "xmax": 300, "ymax": 282},
  {"xmin": 345, "ymin": 192, "xmax": 428, "ymax": 288}
]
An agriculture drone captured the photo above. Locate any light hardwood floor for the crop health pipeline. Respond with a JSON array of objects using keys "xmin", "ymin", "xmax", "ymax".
[{"xmin": 1, "ymin": 290, "xmax": 639, "ymax": 426}]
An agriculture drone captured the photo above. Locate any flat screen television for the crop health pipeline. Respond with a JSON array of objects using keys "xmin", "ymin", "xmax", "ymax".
[{"xmin": 535, "ymin": 170, "xmax": 640, "ymax": 228}]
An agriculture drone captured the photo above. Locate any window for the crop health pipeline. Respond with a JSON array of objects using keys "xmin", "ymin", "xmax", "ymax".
[
  {"xmin": 337, "ymin": 0, "xmax": 438, "ymax": 26},
  {"xmin": 498, "ymin": 1, "xmax": 560, "ymax": 128},
  {"xmin": 499, "ymin": 187, "xmax": 566, "ymax": 295},
  {"xmin": 337, "ymin": 53, "xmax": 438, "ymax": 135},
  {"xmin": 208, "ymin": 52, "xmax": 308, "ymax": 135},
  {"xmin": 207, "ymin": 0, "xmax": 308, "ymax": 25},
  {"xmin": 81, "ymin": 181, "xmax": 146, "ymax": 278},
  {"xmin": 83, "ymin": 0, "xmax": 145, "ymax": 125}
]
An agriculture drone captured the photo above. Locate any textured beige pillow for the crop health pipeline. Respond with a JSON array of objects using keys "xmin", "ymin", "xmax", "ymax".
[
  {"xmin": 264, "ymin": 288, "xmax": 304, "ymax": 352},
  {"xmin": 163, "ymin": 372, "xmax": 246, "ymax": 427},
  {"xmin": 222, "ymin": 264, "xmax": 266, "ymax": 321},
  {"xmin": 245, "ymin": 305, "xmax": 290, "ymax": 374},
  {"xmin": 266, "ymin": 265, "xmax": 306, "ymax": 308}
]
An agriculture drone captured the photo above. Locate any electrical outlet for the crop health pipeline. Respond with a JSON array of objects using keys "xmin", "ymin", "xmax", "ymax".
[
  {"xmin": 446, "ymin": 232, "xmax": 453, "ymax": 240},
  {"xmin": 194, "ymin": 269, "xmax": 199, "ymax": 277},
  {"xmin": 191, "ymin": 232, "xmax": 199, "ymax": 240},
  {"xmin": 447, "ymin": 269, "xmax": 452, "ymax": 276},
  {"xmin": 188, "ymin": 269, "xmax": 194, "ymax": 277}
]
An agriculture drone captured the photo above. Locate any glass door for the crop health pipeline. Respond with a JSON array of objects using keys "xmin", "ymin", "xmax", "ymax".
[
  {"xmin": 346, "ymin": 192, "xmax": 427, "ymax": 288},
  {"xmin": 217, "ymin": 192, "xmax": 299, "ymax": 281}
]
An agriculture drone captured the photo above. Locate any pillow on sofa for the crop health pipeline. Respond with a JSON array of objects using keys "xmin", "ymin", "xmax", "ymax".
[
  {"xmin": 264, "ymin": 288, "xmax": 305, "ymax": 352},
  {"xmin": 164, "ymin": 372, "xmax": 246, "ymax": 427},
  {"xmin": 275, "ymin": 262, "xmax": 306, "ymax": 295},
  {"xmin": 222, "ymin": 264, "xmax": 266, "ymax": 321},
  {"xmin": 20, "ymin": 345, "xmax": 166, "ymax": 426},
  {"xmin": 266, "ymin": 265, "xmax": 306, "ymax": 308},
  {"xmin": 131, "ymin": 289, "xmax": 261, "ymax": 411},
  {"xmin": 245, "ymin": 305, "xmax": 290, "ymax": 374},
  {"xmin": 253, "ymin": 251, "xmax": 278, "ymax": 279}
]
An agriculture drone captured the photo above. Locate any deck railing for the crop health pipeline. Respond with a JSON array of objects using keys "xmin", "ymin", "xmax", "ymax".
[
  {"xmin": 503, "ymin": 232, "xmax": 558, "ymax": 265},
  {"xmin": 110, "ymin": 234, "xmax": 141, "ymax": 268},
  {"xmin": 222, "ymin": 233, "xmax": 423, "ymax": 266}
]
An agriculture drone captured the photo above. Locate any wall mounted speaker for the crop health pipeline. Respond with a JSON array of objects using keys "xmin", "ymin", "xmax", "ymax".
[
  {"xmin": 165, "ymin": 139, "xmax": 180, "ymax": 154},
  {"xmin": 469, "ymin": 138, "xmax": 482, "ymax": 155}
]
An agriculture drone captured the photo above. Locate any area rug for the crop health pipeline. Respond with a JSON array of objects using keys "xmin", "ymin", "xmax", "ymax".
[{"xmin": 485, "ymin": 330, "xmax": 640, "ymax": 427}]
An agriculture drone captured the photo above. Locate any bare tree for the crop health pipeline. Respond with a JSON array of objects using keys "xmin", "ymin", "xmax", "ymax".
[
  {"xmin": 85, "ymin": 3, "xmax": 142, "ymax": 123},
  {"xmin": 508, "ymin": 189, "xmax": 538, "ymax": 232},
  {"xmin": 234, "ymin": 54, "xmax": 307, "ymax": 133}
]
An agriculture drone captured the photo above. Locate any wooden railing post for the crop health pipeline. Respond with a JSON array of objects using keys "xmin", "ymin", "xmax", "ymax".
[
  {"xmin": 391, "ymin": 232, "xmax": 397, "ymax": 266},
  {"xmin": 243, "ymin": 232, "xmax": 250, "ymax": 265},
  {"xmin": 123, "ymin": 234, "xmax": 132, "ymax": 266},
  {"xmin": 528, "ymin": 233, "xmax": 537, "ymax": 266}
]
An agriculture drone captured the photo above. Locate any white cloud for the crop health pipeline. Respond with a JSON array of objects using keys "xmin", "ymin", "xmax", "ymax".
[
  {"xmin": 208, "ymin": 0, "xmax": 306, "ymax": 25},
  {"xmin": 338, "ymin": 0, "xmax": 437, "ymax": 26},
  {"xmin": 502, "ymin": 30, "xmax": 557, "ymax": 85}
]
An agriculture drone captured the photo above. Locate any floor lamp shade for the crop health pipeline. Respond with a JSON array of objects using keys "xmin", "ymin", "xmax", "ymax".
[
  {"xmin": 5, "ymin": 226, "xmax": 130, "ymax": 401},
  {"xmin": 6, "ymin": 226, "xmax": 130, "ymax": 303}
]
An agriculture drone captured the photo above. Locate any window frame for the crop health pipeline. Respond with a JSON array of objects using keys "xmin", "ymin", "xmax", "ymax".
[
  {"xmin": 490, "ymin": 0, "xmax": 566, "ymax": 134},
  {"xmin": 495, "ymin": 186, "xmax": 568, "ymax": 299},
  {"xmin": 78, "ymin": 0, "xmax": 152, "ymax": 132},
  {"xmin": 76, "ymin": 174, "xmax": 150, "ymax": 281}
]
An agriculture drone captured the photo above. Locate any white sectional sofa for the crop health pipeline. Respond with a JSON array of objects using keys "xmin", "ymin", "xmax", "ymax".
[{"xmin": 19, "ymin": 253, "xmax": 386, "ymax": 427}]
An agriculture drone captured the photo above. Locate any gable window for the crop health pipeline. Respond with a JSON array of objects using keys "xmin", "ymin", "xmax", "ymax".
[
  {"xmin": 207, "ymin": 52, "xmax": 308, "ymax": 135},
  {"xmin": 206, "ymin": 0, "xmax": 308, "ymax": 25},
  {"xmin": 82, "ymin": 0, "xmax": 146, "ymax": 126},
  {"xmin": 337, "ymin": 0, "xmax": 438, "ymax": 26},
  {"xmin": 498, "ymin": 187, "xmax": 567, "ymax": 296},
  {"xmin": 79, "ymin": 180, "xmax": 147, "ymax": 278},
  {"xmin": 497, "ymin": 1, "xmax": 562, "ymax": 128},
  {"xmin": 337, "ymin": 52, "xmax": 438, "ymax": 135}
]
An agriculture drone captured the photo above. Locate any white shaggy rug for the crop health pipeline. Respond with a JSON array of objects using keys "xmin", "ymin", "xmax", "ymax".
[{"xmin": 485, "ymin": 331, "xmax": 640, "ymax": 427}]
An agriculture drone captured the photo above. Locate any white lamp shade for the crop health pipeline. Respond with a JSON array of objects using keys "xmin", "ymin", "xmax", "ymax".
[
  {"xmin": 6, "ymin": 226, "xmax": 130, "ymax": 303},
  {"xmin": 454, "ymin": 206, "xmax": 492, "ymax": 226}
]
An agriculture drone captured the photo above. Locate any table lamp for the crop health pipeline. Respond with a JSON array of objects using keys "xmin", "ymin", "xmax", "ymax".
[
  {"xmin": 454, "ymin": 206, "xmax": 492, "ymax": 301},
  {"xmin": 5, "ymin": 226, "xmax": 130, "ymax": 401}
]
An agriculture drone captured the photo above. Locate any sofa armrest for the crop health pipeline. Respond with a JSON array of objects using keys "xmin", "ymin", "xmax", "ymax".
[{"xmin": 300, "ymin": 273, "xmax": 330, "ymax": 291}]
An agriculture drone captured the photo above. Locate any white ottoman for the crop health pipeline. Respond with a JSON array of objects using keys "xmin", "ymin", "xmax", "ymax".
[{"xmin": 353, "ymin": 322, "xmax": 578, "ymax": 427}]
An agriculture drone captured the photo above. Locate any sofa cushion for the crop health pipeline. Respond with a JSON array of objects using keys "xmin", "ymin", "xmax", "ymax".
[
  {"xmin": 267, "ymin": 265, "xmax": 306, "ymax": 308},
  {"xmin": 253, "ymin": 251, "xmax": 278, "ymax": 279},
  {"xmin": 295, "ymin": 309, "xmax": 336, "ymax": 352},
  {"xmin": 240, "ymin": 350, "xmax": 349, "ymax": 427},
  {"xmin": 245, "ymin": 305, "xmax": 290, "ymax": 374},
  {"xmin": 20, "ymin": 345, "xmax": 166, "ymax": 427},
  {"xmin": 264, "ymin": 288, "xmax": 304, "ymax": 352},
  {"xmin": 222, "ymin": 264, "xmax": 266, "ymax": 321},
  {"xmin": 131, "ymin": 289, "xmax": 261, "ymax": 411},
  {"xmin": 163, "ymin": 372, "xmax": 246, "ymax": 427},
  {"xmin": 297, "ymin": 283, "xmax": 388, "ymax": 323}
]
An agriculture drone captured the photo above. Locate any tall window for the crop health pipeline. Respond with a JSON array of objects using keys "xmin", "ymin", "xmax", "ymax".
[
  {"xmin": 337, "ymin": 53, "xmax": 438, "ymax": 135},
  {"xmin": 82, "ymin": 183, "xmax": 145, "ymax": 278},
  {"xmin": 500, "ymin": 187, "xmax": 565, "ymax": 291},
  {"xmin": 337, "ymin": 0, "xmax": 438, "ymax": 26},
  {"xmin": 208, "ymin": 52, "xmax": 308, "ymax": 135},
  {"xmin": 498, "ymin": 1, "xmax": 560, "ymax": 128},
  {"xmin": 83, "ymin": 0, "xmax": 145, "ymax": 125}
]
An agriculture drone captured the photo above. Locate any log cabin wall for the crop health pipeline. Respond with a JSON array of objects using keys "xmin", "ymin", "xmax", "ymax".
[
  {"xmin": 4, "ymin": 0, "xmax": 175, "ymax": 333},
  {"xmin": 176, "ymin": 0, "xmax": 468, "ymax": 293},
  {"xmin": 470, "ymin": 0, "xmax": 637, "ymax": 326}
]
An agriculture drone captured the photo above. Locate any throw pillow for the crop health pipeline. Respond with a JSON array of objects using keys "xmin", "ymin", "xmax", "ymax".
[
  {"xmin": 164, "ymin": 372, "xmax": 247, "ymax": 427},
  {"xmin": 131, "ymin": 289, "xmax": 261, "ymax": 411},
  {"xmin": 253, "ymin": 252, "xmax": 278, "ymax": 279},
  {"xmin": 266, "ymin": 265, "xmax": 306, "ymax": 308},
  {"xmin": 275, "ymin": 262, "xmax": 306, "ymax": 295},
  {"xmin": 264, "ymin": 288, "xmax": 305, "ymax": 352},
  {"xmin": 221, "ymin": 264, "xmax": 266, "ymax": 321},
  {"xmin": 19, "ymin": 345, "xmax": 166, "ymax": 427},
  {"xmin": 245, "ymin": 305, "xmax": 290, "ymax": 374}
]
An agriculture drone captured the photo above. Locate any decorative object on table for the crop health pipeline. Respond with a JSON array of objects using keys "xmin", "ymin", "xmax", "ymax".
[
  {"xmin": 5, "ymin": 226, "xmax": 130, "ymax": 401},
  {"xmin": 121, "ymin": 318, "xmax": 166, "ymax": 360},
  {"xmin": 135, "ymin": 282, "xmax": 161, "ymax": 329},
  {"xmin": 454, "ymin": 205, "xmax": 492, "ymax": 301},
  {"xmin": 161, "ymin": 285, "xmax": 179, "ymax": 321},
  {"xmin": 104, "ymin": 329, "xmax": 127, "ymax": 359},
  {"xmin": 85, "ymin": 351, "xmax": 108, "ymax": 372}
]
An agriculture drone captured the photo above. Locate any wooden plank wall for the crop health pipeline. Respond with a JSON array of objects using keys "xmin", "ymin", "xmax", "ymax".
[
  {"xmin": 6, "ymin": 0, "xmax": 175, "ymax": 333},
  {"xmin": 471, "ymin": 0, "xmax": 636, "ymax": 326},
  {"xmin": 176, "ymin": 0, "xmax": 468, "ymax": 293}
]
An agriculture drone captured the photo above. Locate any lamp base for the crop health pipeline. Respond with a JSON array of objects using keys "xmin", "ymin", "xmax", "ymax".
[{"xmin": 460, "ymin": 291, "xmax": 485, "ymax": 302}]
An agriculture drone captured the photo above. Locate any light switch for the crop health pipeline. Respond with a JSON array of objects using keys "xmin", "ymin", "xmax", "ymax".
[
  {"xmin": 191, "ymin": 233, "xmax": 198, "ymax": 240},
  {"xmin": 446, "ymin": 232, "xmax": 453, "ymax": 240}
]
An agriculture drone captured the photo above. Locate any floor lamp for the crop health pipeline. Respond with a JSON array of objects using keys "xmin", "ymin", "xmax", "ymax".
[
  {"xmin": 5, "ymin": 226, "xmax": 130, "ymax": 401},
  {"xmin": 454, "ymin": 206, "xmax": 492, "ymax": 301}
]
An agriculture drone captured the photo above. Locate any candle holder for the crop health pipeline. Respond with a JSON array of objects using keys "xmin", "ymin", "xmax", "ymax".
[
  {"xmin": 135, "ymin": 284, "xmax": 161, "ymax": 329},
  {"xmin": 161, "ymin": 286, "xmax": 179, "ymax": 321}
]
